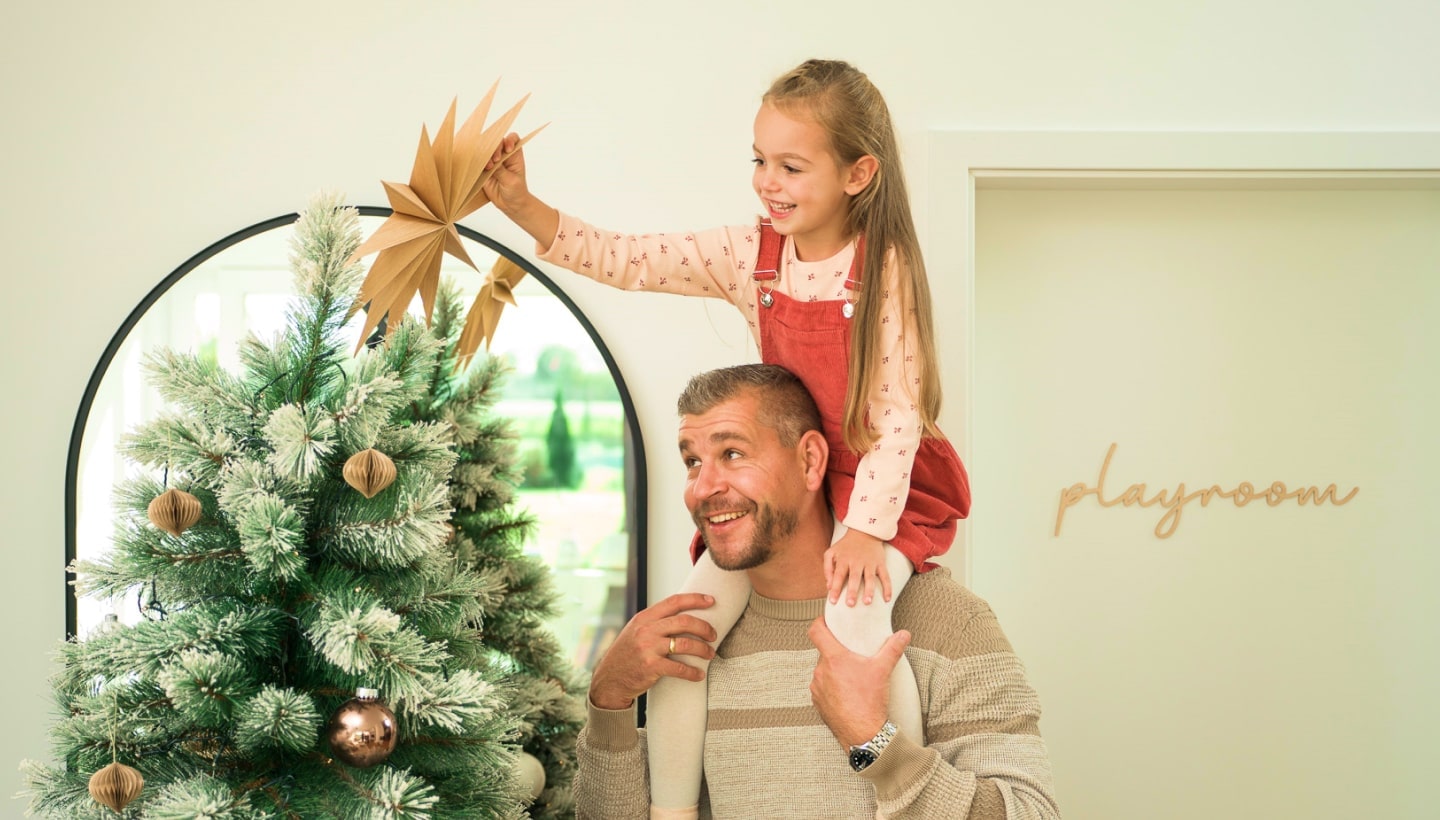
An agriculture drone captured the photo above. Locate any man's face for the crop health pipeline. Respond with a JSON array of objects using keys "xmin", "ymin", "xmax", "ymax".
[{"xmin": 679, "ymin": 391, "xmax": 807, "ymax": 571}]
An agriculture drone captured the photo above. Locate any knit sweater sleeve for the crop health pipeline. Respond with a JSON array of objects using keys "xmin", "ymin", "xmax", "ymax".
[
  {"xmin": 862, "ymin": 578, "xmax": 1062, "ymax": 819},
  {"xmin": 573, "ymin": 701, "xmax": 650, "ymax": 820}
]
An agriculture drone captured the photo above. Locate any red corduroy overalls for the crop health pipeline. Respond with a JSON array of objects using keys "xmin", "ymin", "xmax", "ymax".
[{"xmin": 688, "ymin": 221, "xmax": 971, "ymax": 572}]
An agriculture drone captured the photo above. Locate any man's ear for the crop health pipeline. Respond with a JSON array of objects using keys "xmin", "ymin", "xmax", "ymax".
[
  {"xmin": 798, "ymin": 429, "xmax": 828, "ymax": 491},
  {"xmin": 844, "ymin": 155, "xmax": 879, "ymax": 196}
]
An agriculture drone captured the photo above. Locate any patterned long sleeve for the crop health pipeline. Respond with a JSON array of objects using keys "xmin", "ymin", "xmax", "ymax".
[{"xmin": 844, "ymin": 248, "xmax": 925, "ymax": 546}]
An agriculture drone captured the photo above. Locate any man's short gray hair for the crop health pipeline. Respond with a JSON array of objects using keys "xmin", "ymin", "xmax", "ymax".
[{"xmin": 676, "ymin": 364, "xmax": 823, "ymax": 447}]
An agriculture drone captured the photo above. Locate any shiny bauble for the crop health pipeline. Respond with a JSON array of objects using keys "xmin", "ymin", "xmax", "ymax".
[
  {"xmin": 88, "ymin": 761, "xmax": 144, "ymax": 813},
  {"xmin": 326, "ymin": 688, "xmax": 398, "ymax": 768}
]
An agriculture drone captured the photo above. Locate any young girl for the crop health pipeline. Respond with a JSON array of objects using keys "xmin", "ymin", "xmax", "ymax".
[{"xmin": 486, "ymin": 59, "xmax": 969, "ymax": 819}]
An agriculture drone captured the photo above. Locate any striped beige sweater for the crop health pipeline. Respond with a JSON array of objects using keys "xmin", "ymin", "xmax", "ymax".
[{"xmin": 574, "ymin": 568, "xmax": 1060, "ymax": 819}]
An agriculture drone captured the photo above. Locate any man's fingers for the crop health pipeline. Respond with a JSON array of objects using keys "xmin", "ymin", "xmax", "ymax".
[
  {"xmin": 661, "ymin": 613, "xmax": 719, "ymax": 644},
  {"xmin": 649, "ymin": 593, "xmax": 716, "ymax": 621},
  {"xmin": 667, "ymin": 635, "xmax": 716, "ymax": 662},
  {"xmin": 877, "ymin": 630, "xmax": 912, "ymax": 667},
  {"xmin": 662, "ymin": 657, "xmax": 706, "ymax": 682}
]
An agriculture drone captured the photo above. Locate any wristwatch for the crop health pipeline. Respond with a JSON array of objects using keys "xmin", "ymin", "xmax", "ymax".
[{"xmin": 848, "ymin": 720, "xmax": 898, "ymax": 772}]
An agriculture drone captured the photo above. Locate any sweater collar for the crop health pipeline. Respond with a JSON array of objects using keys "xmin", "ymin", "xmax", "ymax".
[{"xmin": 748, "ymin": 592, "xmax": 826, "ymax": 622}]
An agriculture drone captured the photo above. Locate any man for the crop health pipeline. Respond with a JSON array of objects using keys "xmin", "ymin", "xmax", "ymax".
[{"xmin": 575, "ymin": 365, "xmax": 1059, "ymax": 818}]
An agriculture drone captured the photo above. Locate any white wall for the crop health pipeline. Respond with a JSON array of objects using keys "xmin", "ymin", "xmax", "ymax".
[{"xmin": 3, "ymin": 0, "xmax": 1437, "ymax": 809}]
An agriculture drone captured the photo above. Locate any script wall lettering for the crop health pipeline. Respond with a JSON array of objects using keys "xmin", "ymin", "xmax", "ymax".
[{"xmin": 1055, "ymin": 443, "xmax": 1359, "ymax": 539}]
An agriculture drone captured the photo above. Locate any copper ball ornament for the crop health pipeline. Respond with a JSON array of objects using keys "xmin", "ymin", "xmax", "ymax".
[
  {"xmin": 326, "ymin": 688, "xmax": 397, "ymax": 768},
  {"xmin": 515, "ymin": 750, "xmax": 547, "ymax": 802},
  {"xmin": 88, "ymin": 760, "xmax": 144, "ymax": 813},
  {"xmin": 343, "ymin": 449, "xmax": 397, "ymax": 499},
  {"xmin": 147, "ymin": 487, "xmax": 202, "ymax": 537}
]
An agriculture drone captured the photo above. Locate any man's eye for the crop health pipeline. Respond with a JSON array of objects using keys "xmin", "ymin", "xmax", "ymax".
[
  {"xmin": 683, "ymin": 457, "xmax": 700, "ymax": 468},
  {"xmin": 724, "ymin": 450, "xmax": 743, "ymax": 460}
]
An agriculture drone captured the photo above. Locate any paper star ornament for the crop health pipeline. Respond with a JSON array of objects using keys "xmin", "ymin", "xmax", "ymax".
[
  {"xmin": 349, "ymin": 82, "xmax": 545, "ymax": 352},
  {"xmin": 455, "ymin": 255, "xmax": 528, "ymax": 368}
]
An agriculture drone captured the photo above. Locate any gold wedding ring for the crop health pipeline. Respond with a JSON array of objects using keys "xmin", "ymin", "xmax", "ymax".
[{"xmin": 668, "ymin": 637, "xmax": 676, "ymax": 655}]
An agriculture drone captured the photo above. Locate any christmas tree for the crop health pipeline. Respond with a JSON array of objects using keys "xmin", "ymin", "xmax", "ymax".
[{"xmin": 22, "ymin": 195, "xmax": 584, "ymax": 818}]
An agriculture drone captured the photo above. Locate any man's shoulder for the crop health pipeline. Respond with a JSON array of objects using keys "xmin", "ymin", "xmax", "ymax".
[{"xmin": 894, "ymin": 567, "xmax": 1015, "ymax": 660}]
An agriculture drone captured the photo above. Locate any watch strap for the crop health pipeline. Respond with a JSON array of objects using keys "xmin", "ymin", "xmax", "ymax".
[{"xmin": 848, "ymin": 720, "xmax": 898, "ymax": 772}]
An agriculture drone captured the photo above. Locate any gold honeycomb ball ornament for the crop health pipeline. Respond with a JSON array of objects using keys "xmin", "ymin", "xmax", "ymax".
[
  {"xmin": 147, "ymin": 487, "xmax": 202, "ymax": 537},
  {"xmin": 343, "ymin": 449, "xmax": 397, "ymax": 499},
  {"xmin": 88, "ymin": 761, "xmax": 144, "ymax": 813}
]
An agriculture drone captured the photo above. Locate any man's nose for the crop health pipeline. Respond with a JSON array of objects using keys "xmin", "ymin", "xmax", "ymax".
[{"xmin": 692, "ymin": 461, "xmax": 727, "ymax": 498}]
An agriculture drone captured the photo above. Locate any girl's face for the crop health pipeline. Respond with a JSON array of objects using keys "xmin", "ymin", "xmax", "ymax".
[{"xmin": 752, "ymin": 102, "xmax": 870, "ymax": 261}]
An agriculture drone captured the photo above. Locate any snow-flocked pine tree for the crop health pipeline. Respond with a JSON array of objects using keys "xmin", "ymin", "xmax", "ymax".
[{"xmin": 23, "ymin": 195, "xmax": 584, "ymax": 818}]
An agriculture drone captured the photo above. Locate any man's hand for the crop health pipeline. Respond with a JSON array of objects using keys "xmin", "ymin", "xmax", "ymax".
[
  {"xmin": 808, "ymin": 616, "xmax": 911, "ymax": 748},
  {"xmin": 824, "ymin": 529, "xmax": 890, "ymax": 606},
  {"xmin": 589, "ymin": 593, "xmax": 718, "ymax": 711}
]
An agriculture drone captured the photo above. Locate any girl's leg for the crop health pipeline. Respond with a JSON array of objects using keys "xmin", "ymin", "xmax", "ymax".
[
  {"xmin": 647, "ymin": 549, "xmax": 751, "ymax": 817},
  {"xmin": 822, "ymin": 524, "xmax": 924, "ymax": 745}
]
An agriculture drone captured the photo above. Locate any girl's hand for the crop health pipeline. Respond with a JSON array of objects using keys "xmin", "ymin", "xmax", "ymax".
[
  {"xmin": 482, "ymin": 132, "xmax": 559, "ymax": 250},
  {"xmin": 824, "ymin": 529, "xmax": 890, "ymax": 606},
  {"xmin": 483, "ymin": 132, "xmax": 531, "ymax": 216}
]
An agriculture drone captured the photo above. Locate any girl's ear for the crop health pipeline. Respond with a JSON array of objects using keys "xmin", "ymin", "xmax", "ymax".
[{"xmin": 844, "ymin": 155, "xmax": 879, "ymax": 196}]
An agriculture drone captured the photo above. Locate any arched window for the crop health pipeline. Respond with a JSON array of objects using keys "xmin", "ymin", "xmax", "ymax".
[{"xmin": 65, "ymin": 208, "xmax": 646, "ymax": 672}]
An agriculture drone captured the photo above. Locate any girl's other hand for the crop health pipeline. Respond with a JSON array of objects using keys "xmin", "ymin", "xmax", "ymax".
[{"xmin": 824, "ymin": 529, "xmax": 890, "ymax": 606}]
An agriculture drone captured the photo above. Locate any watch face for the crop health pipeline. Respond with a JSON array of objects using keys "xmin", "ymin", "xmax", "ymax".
[{"xmin": 849, "ymin": 748, "xmax": 877, "ymax": 772}]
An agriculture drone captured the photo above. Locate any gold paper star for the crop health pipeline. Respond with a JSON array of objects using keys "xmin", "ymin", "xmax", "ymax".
[
  {"xmin": 349, "ymin": 82, "xmax": 545, "ymax": 354},
  {"xmin": 456, "ymin": 255, "xmax": 528, "ymax": 368}
]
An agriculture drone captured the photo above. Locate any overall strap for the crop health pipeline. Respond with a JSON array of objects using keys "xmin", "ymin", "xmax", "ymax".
[
  {"xmin": 752, "ymin": 219, "xmax": 865, "ymax": 294},
  {"xmin": 846, "ymin": 235, "xmax": 866, "ymax": 295},
  {"xmin": 753, "ymin": 219, "xmax": 783, "ymax": 284}
]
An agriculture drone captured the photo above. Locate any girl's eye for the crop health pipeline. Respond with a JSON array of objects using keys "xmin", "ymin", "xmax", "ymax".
[
  {"xmin": 751, "ymin": 158, "xmax": 764, "ymax": 167},
  {"xmin": 783, "ymin": 165, "xmax": 800, "ymax": 174}
]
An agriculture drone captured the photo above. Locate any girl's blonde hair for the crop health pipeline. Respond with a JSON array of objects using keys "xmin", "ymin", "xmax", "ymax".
[{"xmin": 763, "ymin": 59, "xmax": 943, "ymax": 454}]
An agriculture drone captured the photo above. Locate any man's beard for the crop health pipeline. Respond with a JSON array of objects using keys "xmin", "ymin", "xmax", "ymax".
[{"xmin": 694, "ymin": 501, "xmax": 798, "ymax": 571}]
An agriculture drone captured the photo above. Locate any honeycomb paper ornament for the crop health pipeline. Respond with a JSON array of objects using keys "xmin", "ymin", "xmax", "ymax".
[
  {"xmin": 88, "ymin": 760, "xmax": 144, "ymax": 813},
  {"xmin": 343, "ymin": 449, "xmax": 397, "ymax": 499},
  {"xmin": 147, "ymin": 487, "xmax": 201, "ymax": 537}
]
